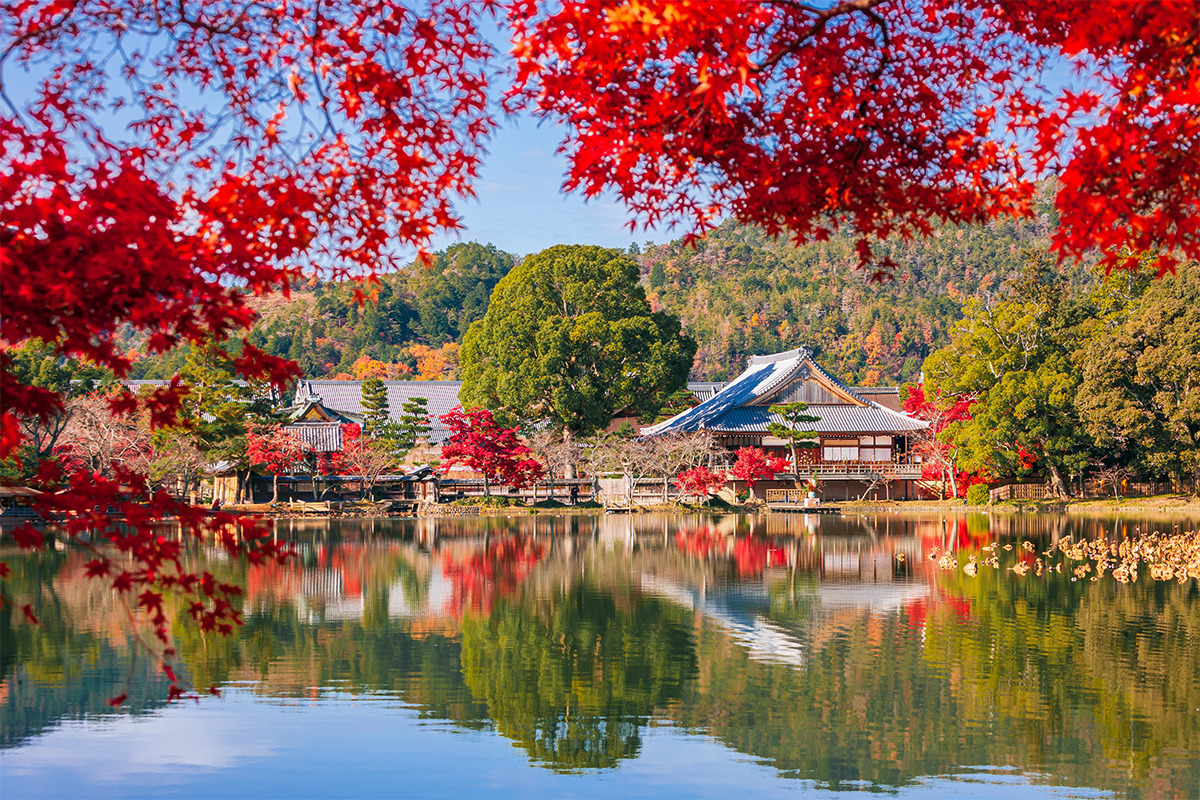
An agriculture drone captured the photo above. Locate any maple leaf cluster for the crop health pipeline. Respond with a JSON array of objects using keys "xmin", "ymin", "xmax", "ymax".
[
  {"xmin": 728, "ymin": 447, "xmax": 792, "ymax": 489},
  {"xmin": 508, "ymin": 0, "xmax": 1199, "ymax": 276}
]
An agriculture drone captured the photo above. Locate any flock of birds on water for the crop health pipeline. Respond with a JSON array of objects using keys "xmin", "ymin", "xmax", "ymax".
[{"xmin": 898, "ymin": 528, "xmax": 1200, "ymax": 585}]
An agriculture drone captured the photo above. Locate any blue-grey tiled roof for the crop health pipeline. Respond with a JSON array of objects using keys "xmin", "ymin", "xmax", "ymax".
[
  {"xmin": 643, "ymin": 347, "xmax": 926, "ymax": 437},
  {"xmin": 701, "ymin": 405, "xmax": 926, "ymax": 435},
  {"xmin": 687, "ymin": 381, "xmax": 728, "ymax": 402}
]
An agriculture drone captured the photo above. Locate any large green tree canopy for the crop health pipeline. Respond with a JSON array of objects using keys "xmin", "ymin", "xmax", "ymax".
[{"xmin": 459, "ymin": 245, "xmax": 696, "ymax": 437}]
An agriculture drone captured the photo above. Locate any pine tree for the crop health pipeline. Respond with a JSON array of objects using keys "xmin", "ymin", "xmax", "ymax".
[
  {"xmin": 767, "ymin": 402, "xmax": 821, "ymax": 473},
  {"xmin": 360, "ymin": 378, "xmax": 390, "ymax": 437},
  {"xmin": 396, "ymin": 396, "xmax": 430, "ymax": 449}
]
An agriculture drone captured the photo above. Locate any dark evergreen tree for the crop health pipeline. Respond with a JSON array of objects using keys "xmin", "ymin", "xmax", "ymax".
[{"xmin": 360, "ymin": 378, "xmax": 391, "ymax": 437}]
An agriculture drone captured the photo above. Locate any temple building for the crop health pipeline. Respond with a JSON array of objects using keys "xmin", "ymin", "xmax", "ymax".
[{"xmin": 641, "ymin": 348, "xmax": 929, "ymax": 500}]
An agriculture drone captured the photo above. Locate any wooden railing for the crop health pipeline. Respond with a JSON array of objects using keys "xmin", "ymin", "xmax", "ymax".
[
  {"xmin": 766, "ymin": 489, "xmax": 820, "ymax": 504},
  {"xmin": 785, "ymin": 463, "xmax": 924, "ymax": 481}
]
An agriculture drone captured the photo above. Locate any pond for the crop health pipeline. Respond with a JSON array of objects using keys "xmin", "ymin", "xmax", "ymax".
[{"xmin": 1, "ymin": 511, "xmax": 1198, "ymax": 798}]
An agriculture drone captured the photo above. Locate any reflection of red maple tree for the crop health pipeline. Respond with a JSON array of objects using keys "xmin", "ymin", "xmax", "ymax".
[
  {"xmin": 731, "ymin": 536, "xmax": 788, "ymax": 578},
  {"xmin": 675, "ymin": 525, "xmax": 724, "ymax": 560},
  {"xmin": 903, "ymin": 591, "xmax": 973, "ymax": 632},
  {"xmin": 441, "ymin": 536, "xmax": 546, "ymax": 614}
]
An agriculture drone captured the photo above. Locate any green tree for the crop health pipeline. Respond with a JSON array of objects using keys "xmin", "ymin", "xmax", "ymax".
[
  {"xmin": 176, "ymin": 341, "xmax": 278, "ymax": 501},
  {"xmin": 360, "ymin": 378, "xmax": 390, "ymax": 437},
  {"xmin": 924, "ymin": 254, "xmax": 1092, "ymax": 496},
  {"xmin": 395, "ymin": 396, "xmax": 430, "ymax": 450},
  {"xmin": 459, "ymin": 245, "xmax": 697, "ymax": 441},
  {"xmin": 1076, "ymin": 261, "xmax": 1200, "ymax": 490},
  {"xmin": 4, "ymin": 339, "xmax": 111, "ymax": 469},
  {"xmin": 408, "ymin": 242, "xmax": 516, "ymax": 344},
  {"xmin": 767, "ymin": 402, "xmax": 820, "ymax": 471}
]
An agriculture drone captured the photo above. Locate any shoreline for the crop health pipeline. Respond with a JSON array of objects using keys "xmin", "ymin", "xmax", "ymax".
[{"xmin": 234, "ymin": 495, "xmax": 1200, "ymax": 520}]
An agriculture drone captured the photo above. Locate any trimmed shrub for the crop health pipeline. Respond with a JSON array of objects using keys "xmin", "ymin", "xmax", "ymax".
[{"xmin": 966, "ymin": 484, "xmax": 991, "ymax": 506}]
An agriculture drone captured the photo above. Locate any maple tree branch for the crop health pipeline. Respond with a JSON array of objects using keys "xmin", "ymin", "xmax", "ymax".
[
  {"xmin": 0, "ymin": 0, "xmax": 85, "ymax": 118},
  {"xmin": 756, "ymin": 0, "xmax": 891, "ymax": 72}
]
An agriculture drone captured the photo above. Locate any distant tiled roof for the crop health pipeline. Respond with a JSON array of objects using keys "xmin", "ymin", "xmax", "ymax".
[
  {"xmin": 687, "ymin": 382, "xmax": 727, "ymax": 402},
  {"xmin": 643, "ymin": 347, "xmax": 926, "ymax": 437},
  {"xmin": 297, "ymin": 380, "xmax": 463, "ymax": 444}
]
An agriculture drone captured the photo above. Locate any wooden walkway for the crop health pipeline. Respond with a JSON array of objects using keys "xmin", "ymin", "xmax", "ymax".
[{"xmin": 766, "ymin": 502, "xmax": 843, "ymax": 515}]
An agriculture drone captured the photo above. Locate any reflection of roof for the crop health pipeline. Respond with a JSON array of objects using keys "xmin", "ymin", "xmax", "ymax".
[
  {"xmin": 296, "ymin": 380, "xmax": 463, "ymax": 443},
  {"xmin": 643, "ymin": 347, "xmax": 926, "ymax": 437},
  {"xmin": 640, "ymin": 573, "xmax": 933, "ymax": 670}
]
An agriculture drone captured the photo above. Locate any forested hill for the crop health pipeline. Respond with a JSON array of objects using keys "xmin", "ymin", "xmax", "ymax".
[
  {"xmin": 638, "ymin": 192, "xmax": 1078, "ymax": 385},
  {"xmin": 128, "ymin": 242, "xmax": 516, "ymax": 380},
  {"xmin": 129, "ymin": 191, "xmax": 1087, "ymax": 387}
]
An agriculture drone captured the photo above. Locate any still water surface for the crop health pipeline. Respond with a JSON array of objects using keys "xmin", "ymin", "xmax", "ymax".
[{"xmin": 2, "ymin": 512, "xmax": 1198, "ymax": 798}]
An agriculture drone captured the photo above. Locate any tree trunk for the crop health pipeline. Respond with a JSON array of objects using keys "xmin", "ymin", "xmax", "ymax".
[
  {"xmin": 563, "ymin": 430, "xmax": 577, "ymax": 480},
  {"xmin": 947, "ymin": 462, "xmax": 959, "ymax": 500},
  {"xmin": 1047, "ymin": 462, "xmax": 1069, "ymax": 498},
  {"xmin": 483, "ymin": 473, "xmax": 490, "ymax": 497},
  {"xmin": 272, "ymin": 473, "xmax": 280, "ymax": 504}
]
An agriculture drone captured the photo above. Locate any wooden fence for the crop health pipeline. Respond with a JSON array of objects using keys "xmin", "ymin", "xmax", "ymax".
[
  {"xmin": 989, "ymin": 483, "xmax": 1054, "ymax": 503},
  {"xmin": 990, "ymin": 479, "xmax": 1192, "ymax": 503}
]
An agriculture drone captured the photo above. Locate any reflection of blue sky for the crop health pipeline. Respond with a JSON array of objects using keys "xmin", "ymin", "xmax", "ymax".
[
  {"xmin": 0, "ymin": 691, "xmax": 809, "ymax": 799},
  {"xmin": 0, "ymin": 689, "xmax": 1120, "ymax": 799}
]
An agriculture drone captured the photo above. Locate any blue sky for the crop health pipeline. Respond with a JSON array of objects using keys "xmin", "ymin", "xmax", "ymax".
[{"xmin": 430, "ymin": 113, "xmax": 667, "ymax": 258}]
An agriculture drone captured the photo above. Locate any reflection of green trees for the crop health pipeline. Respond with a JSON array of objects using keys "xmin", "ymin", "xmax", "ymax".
[
  {"xmin": 0, "ymin": 551, "xmax": 171, "ymax": 747},
  {"xmin": 459, "ymin": 586, "xmax": 697, "ymax": 771},
  {"xmin": 675, "ymin": 569, "xmax": 1200, "ymax": 795},
  {"xmin": 931, "ymin": 568, "xmax": 1200, "ymax": 794}
]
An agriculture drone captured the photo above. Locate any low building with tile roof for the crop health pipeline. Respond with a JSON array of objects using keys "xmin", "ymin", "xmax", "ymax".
[
  {"xmin": 642, "ymin": 347, "xmax": 929, "ymax": 500},
  {"xmin": 291, "ymin": 379, "xmax": 464, "ymax": 446}
]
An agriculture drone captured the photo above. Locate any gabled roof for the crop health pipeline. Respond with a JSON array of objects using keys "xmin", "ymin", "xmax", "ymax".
[
  {"xmin": 642, "ymin": 347, "xmax": 926, "ymax": 437},
  {"xmin": 285, "ymin": 397, "xmax": 361, "ymax": 425}
]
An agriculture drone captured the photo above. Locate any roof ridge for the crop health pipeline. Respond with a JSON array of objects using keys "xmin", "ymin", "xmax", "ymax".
[{"xmin": 747, "ymin": 346, "xmax": 810, "ymax": 366}]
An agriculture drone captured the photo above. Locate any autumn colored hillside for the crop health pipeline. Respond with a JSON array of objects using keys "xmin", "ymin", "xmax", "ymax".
[{"xmin": 129, "ymin": 195, "xmax": 1088, "ymax": 387}]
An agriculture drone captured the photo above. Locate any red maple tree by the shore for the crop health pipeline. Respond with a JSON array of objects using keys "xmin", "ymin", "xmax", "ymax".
[
  {"xmin": 246, "ymin": 424, "xmax": 310, "ymax": 504},
  {"xmin": 902, "ymin": 383, "xmax": 985, "ymax": 499},
  {"xmin": 674, "ymin": 466, "xmax": 727, "ymax": 502},
  {"xmin": 729, "ymin": 447, "xmax": 791, "ymax": 489},
  {"xmin": 439, "ymin": 407, "xmax": 544, "ymax": 495}
]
